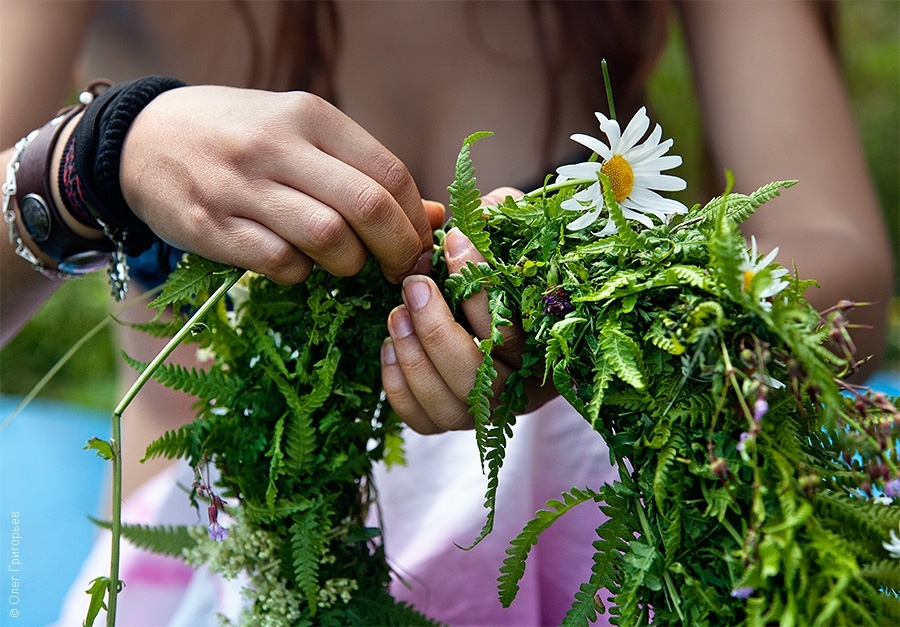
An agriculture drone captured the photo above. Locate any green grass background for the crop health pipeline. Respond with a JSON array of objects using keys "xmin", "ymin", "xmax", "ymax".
[{"xmin": 1, "ymin": 1, "xmax": 897, "ymax": 410}]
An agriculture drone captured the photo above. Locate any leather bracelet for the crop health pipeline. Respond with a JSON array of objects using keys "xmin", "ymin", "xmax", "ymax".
[{"xmin": 15, "ymin": 107, "xmax": 113, "ymax": 273}]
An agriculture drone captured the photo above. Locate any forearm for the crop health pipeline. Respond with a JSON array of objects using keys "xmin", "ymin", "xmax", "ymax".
[{"xmin": 679, "ymin": 0, "xmax": 895, "ymax": 374}]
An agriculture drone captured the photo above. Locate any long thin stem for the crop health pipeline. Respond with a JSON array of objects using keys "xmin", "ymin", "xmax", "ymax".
[
  {"xmin": 105, "ymin": 269, "xmax": 243, "ymax": 626},
  {"xmin": 521, "ymin": 177, "xmax": 595, "ymax": 200}
]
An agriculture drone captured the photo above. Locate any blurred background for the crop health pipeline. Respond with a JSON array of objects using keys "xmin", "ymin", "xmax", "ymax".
[
  {"xmin": 0, "ymin": 2, "xmax": 896, "ymax": 624},
  {"xmin": 2, "ymin": 0, "xmax": 897, "ymax": 411}
]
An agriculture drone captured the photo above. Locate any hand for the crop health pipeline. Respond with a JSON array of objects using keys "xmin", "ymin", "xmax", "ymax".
[
  {"xmin": 120, "ymin": 86, "xmax": 435, "ymax": 284},
  {"xmin": 381, "ymin": 188, "xmax": 558, "ymax": 434}
]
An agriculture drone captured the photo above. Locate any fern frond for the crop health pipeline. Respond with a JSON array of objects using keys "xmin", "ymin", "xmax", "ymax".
[
  {"xmin": 120, "ymin": 352, "xmax": 237, "ymax": 401},
  {"xmin": 149, "ymin": 255, "xmax": 235, "ymax": 310},
  {"xmin": 265, "ymin": 413, "xmax": 287, "ymax": 511},
  {"xmin": 142, "ymin": 424, "xmax": 198, "ymax": 462},
  {"xmin": 290, "ymin": 505, "xmax": 330, "ymax": 612},
  {"xmin": 599, "ymin": 320, "xmax": 645, "ymax": 390},
  {"xmin": 90, "ymin": 518, "xmax": 197, "ymax": 558},
  {"xmin": 448, "ymin": 131, "xmax": 494, "ymax": 262},
  {"xmin": 444, "ymin": 260, "xmax": 497, "ymax": 302},
  {"xmin": 498, "ymin": 487, "xmax": 601, "ymax": 606}
]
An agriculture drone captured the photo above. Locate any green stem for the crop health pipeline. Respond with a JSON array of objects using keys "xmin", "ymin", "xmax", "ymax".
[
  {"xmin": 521, "ymin": 178, "xmax": 595, "ymax": 200},
  {"xmin": 105, "ymin": 269, "xmax": 243, "ymax": 626},
  {"xmin": 617, "ymin": 454, "xmax": 685, "ymax": 624},
  {"xmin": 602, "ymin": 59, "xmax": 616, "ymax": 121}
]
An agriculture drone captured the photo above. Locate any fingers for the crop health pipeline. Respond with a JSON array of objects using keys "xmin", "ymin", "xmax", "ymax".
[
  {"xmin": 382, "ymin": 274, "xmax": 512, "ymax": 433},
  {"xmin": 444, "ymin": 227, "xmax": 526, "ymax": 369},
  {"xmin": 124, "ymin": 88, "xmax": 437, "ymax": 284},
  {"xmin": 285, "ymin": 94, "xmax": 434, "ymax": 282}
]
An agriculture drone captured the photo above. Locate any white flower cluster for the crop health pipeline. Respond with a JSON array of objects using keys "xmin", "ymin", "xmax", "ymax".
[
  {"xmin": 317, "ymin": 577, "xmax": 360, "ymax": 608},
  {"xmin": 183, "ymin": 521, "xmax": 303, "ymax": 626}
]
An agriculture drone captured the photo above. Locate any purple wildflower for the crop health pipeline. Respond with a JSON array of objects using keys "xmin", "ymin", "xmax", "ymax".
[
  {"xmin": 752, "ymin": 397, "xmax": 768, "ymax": 423},
  {"xmin": 730, "ymin": 586, "xmax": 754, "ymax": 599},
  {"xmin": 208, "ymin": 521, "xmax": 229, "ymax": 542},
  {"xmin": 206, "ymin": 503, "xmax": 228, "ymax": 542},
  {"xmin": 885, "ymin": 478, "xmax": 900, "ymax": 499},
  {"xmin": 542, "ymin": 287, "xmax": 574, "ymax": 317},
  {"xmin": 736, "ymin": 431, "xmax": 752, "ymax": 452}
]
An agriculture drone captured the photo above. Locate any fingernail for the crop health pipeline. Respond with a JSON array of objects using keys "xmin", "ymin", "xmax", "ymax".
[
  {"xmin": 381, "ymin": 338, "xmax": 397, "ymax": 365},
  {"xmin": 389, "ymin": 306, "xmax": 414, "ymax": 338},
  {"xmin": 444, "ymin": 228, "xmax": 469, "ymax": 260},
  {"xmin": 402, "ymin": 276, "xmax": 430, "ymax": 311}
]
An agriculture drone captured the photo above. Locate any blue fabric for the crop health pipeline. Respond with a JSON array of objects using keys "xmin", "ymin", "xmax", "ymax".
[
  {"xmin": 0, "ymin": 397, "xmax": 108, "ymax": 626},
  {"xmin": 128, "ymin": 239, "xmax": 185, "ymax": 291}
]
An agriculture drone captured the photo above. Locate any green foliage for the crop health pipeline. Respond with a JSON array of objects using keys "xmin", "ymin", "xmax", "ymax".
[
  {"xmin": 439, "ymin": 131, "xmax": 900, "ymax": 625},
  {"xmin": 447, "ymin": 131, "xmax": 494, "ymax": 262},
  {"xmin": 131, "ymin": 93, "xmax": 899, "ymax": 625},
  {"xmin": 91, "ymin": 518, "xmax": 198, "ymax": 558},
  {"xmin": 135, "ymin": 261, "xmax": 437, "ymax": 625},
  {"xmin": 498, "ymin": 487, "xmax": 601, "ymax": 606}
]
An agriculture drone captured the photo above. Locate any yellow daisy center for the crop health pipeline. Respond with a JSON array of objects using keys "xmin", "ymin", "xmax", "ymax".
[
  {"xmin": 601, "ymin": 155, "xmax": 635, "ymax": 202},
  {"xmin": 743, "ymin": 269, "xmax": 755, "ymax": 292}
]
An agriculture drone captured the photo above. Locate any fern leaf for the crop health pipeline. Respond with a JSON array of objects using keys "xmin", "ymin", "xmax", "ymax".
[
  {"xmin": 290, "ymin": 505, "xmax": 330, "ymax": 613},
  {"xmin": 121, "ymin": 352, "xmax": 236, "ymax": 401},
  {"xmin": 265, "ymin": 413, "xmax": 287, "ymax": 511},
  {"xmin": 149, "ymin": 255, "xmax": 234, "ymax": 310},
  {"xmin": 498, "ymin": 487, "xmax": 601, "ymax": 606},
  {"xmin": 599, "ymin": 320, "xmax": 645, "ymax": 390},
  {"xmin": 142, "ymin": 424, "xmax": 197, "ymax": 462},
  {"xmin": 448, "ymin": 131, "xmax": 494, "ymax": 261},
  {"xmin": 90, "ymin": 518, "xmax": 197, "ymax": 557}
]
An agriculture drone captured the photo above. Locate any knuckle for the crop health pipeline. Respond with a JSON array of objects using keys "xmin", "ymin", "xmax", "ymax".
[
  {"xmin": 433, "ymin": 407, "xmax": 474, "ymax": 431},
  {"xmin": 352, "ymin": 181, "xmax": 390, "ymax": 224},
  {"xmin": 377, "ymin": 154, "xmax": 413, "ymax": 197},
  {"xmin": 306, "ymin": 210, "xmax": 349, "ymax": 251}
]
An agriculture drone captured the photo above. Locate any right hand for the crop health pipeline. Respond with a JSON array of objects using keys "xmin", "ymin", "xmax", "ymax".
[
  {"xmin": 381, "ymin": 188, "xmax": 559, "ymax": 434},
  {"xmin": 120, "ymin": 86, "xmax": 435, "ymax": 284}
]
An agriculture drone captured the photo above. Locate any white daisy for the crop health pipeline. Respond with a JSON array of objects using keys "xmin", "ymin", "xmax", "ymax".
[
  {"xmin": 556, "ymin": 107, "xmax": 688, "ymax": 234},
  {"xmin": 740, "ymin": 236, "xmax": 789, "ymax": 311},
  {"xmin": 884, "ymin": 528, "xmax": 900, "ymax": 559}
]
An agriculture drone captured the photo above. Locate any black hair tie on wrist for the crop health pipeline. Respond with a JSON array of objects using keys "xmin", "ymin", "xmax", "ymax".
[{"xmin": 71, "ymin": 76, "xmax": 186, "ymax": 256}]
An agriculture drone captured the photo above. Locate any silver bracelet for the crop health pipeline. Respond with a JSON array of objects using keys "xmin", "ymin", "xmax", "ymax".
[
  {"xmin": 3, "ymin": 97, "xmax": 131, "ymax": 299},
  {"xmin": 2, "ymin": 128, "xmax": 73, "ymax": 281}
]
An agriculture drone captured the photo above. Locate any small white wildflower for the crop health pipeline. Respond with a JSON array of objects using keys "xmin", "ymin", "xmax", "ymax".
[
  {"xmin": 196, "ymin": 346, "xmax": 216, "ymax": 363},
  {"xmin": 740, "ymin": 236, "xmax": 789, "ymax": 311},
  {"xmin": 249, "ymin": 355, "xmax": 261, "ymax": 369},
  {"xmin": 556, "ymin": 106, "xmax": 687, "ymax": 234},
  {"xmin": 884, "ymin": 528, "xmax": 900, "ymax": 558}
]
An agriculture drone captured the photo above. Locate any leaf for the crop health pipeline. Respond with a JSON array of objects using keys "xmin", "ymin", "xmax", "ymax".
[
  {"xmin": 90, "ymin": 518, "xmax": 197, "ymax": 558},
  {"xmin": 498, "ymin": 487, "xmax": 601, "ymax": 606},
  {"xmin": 120, "ymin": 352, "xmax": 239, "ymax": 400},
  {"xmin": 149, "ymin": 255, "xmax": 234, "ymax": 311},
  {"xmin": 290, "ymin": 505, "xmax": 330, "ymax": 613},
  {"xmin": 599, "ymin": 321, "xmax": 645, "ymax": 390},
  {"xmin": 83, "ymin": 576, "xmax": 111, "ymax": 627},
  {"xmin": 84, "ymin": 437, "xmax": 114, "ymax": 461},
  {"xmin": 265, "ymin": 413, "xmax": 287, "ymax": 511},
  {"xmin": 448, "ymin": 131, "xmax": 494, "ymax": 262},
  {"xmin": 142, "ymin": 424, "xmax": 198, "ymax": 462}
]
